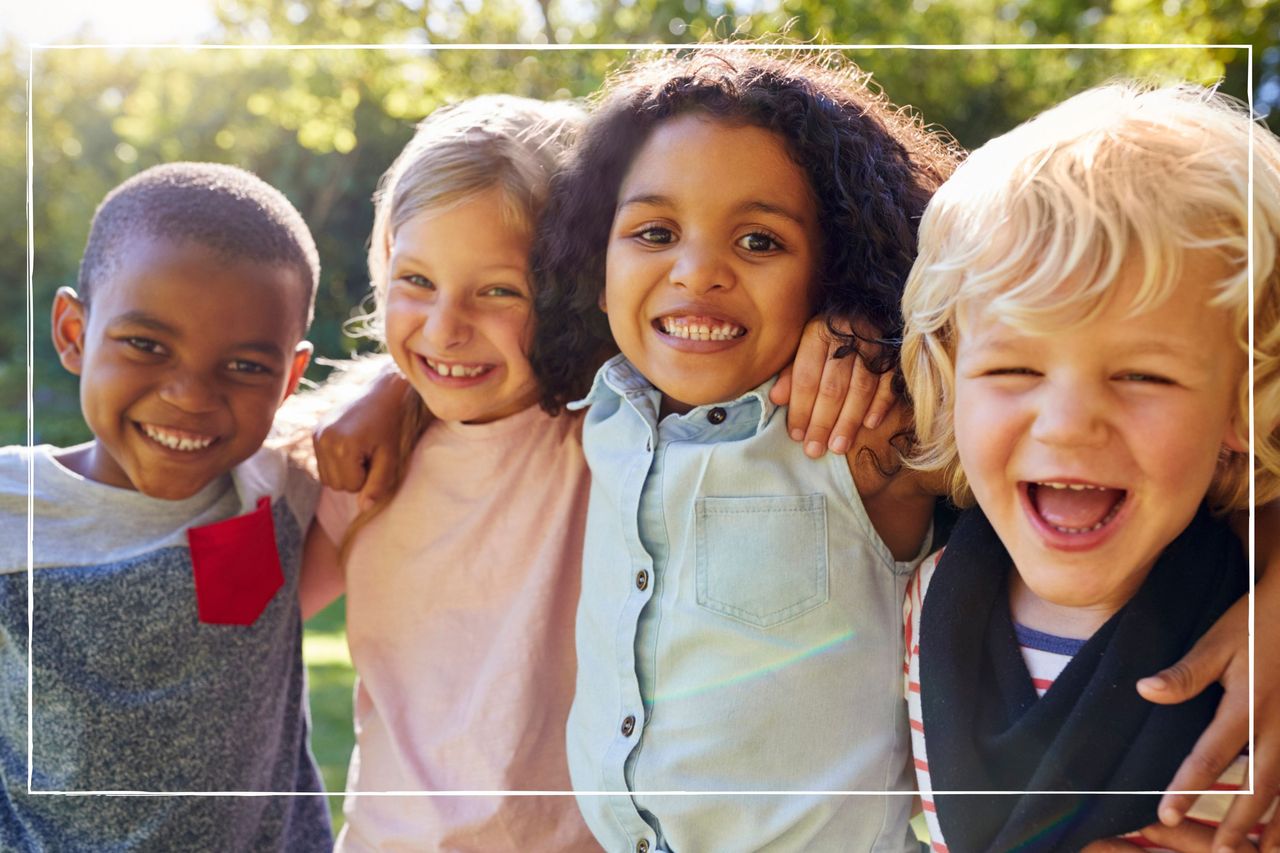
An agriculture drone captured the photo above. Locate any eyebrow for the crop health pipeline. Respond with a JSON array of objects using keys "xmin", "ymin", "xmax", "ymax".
[
  {"xmin": 390, "ymin": 249, "xmax": 527, "ymax": 276},
  {"xmin": 107, "ymin": 311, "xmax": 288, "ymax": 359},
  {"xmin": 616, "ymin": 193, "xmax": 811, "ymax": 227}
]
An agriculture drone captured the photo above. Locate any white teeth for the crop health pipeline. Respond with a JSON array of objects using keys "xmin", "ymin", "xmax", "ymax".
[
  {"xmin": 426, "ymin": 359, "xmax": 487, "ymax": 378},
  {"xmin": 659, "ymin": 318, "xmax": 746, "ymax": 341},
  {"xmin": 1039, "ymin": 481, "xmax": 1105, "ymax": 491},
  {"xmin": 141, "ymin": 424, "xmax": 215, "ymax": 452}
]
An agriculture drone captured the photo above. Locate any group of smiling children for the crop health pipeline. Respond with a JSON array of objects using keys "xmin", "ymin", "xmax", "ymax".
[{"xmin": 2, "ymin": 46, "xmax": 1278, "ymax": 853}]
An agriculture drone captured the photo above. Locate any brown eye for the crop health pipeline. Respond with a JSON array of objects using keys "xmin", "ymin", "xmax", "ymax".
[
  {"xmin": 637, "ymin": 226, "xmax": 674, "ymax": 245},
  {"xmin": 736, "ymin": 232, "xmax": 780, "ymax": 253}
]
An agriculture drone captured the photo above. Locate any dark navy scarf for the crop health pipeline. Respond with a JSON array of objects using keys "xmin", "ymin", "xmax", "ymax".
[{"xmin": 920, "ymin": 505, "xmax": 1245, "ymax": 853}]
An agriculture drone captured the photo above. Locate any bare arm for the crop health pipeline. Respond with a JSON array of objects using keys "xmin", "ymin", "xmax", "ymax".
[{"xmin": 299, "ymin": 520, "xmax": 345, "ymax": 621}]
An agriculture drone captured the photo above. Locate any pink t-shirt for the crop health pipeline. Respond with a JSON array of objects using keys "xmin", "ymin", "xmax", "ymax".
[{"xmin": 317, "ymin": 404, "xmax": 599, "ymax": 852}]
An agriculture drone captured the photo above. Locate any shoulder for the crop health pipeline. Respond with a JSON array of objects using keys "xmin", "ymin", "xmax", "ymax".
[{"xmin": 233, "ymin": 446, "xmax": 320, "ymax": 532}]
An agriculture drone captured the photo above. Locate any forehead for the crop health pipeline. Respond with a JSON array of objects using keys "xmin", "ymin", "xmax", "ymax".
[
  {"xmin": 957, "ymin": 250, "xmax": 1235, "ymax": 347},
  {"xmin": 94, "ymin": 234, "xmax": 309, "ymax": 343},
  {"xmin": 389, "ymin": 190, "xmax": 532, "ymax": 266},
  {"xmin": 620, "ymin": 114, "xmax": 816, "ymax": 218}
]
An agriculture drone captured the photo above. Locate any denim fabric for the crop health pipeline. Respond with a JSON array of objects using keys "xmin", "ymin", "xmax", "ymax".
[{"xmin": 567, "ymin": 356, "xmax": 924, "ymax": 853}]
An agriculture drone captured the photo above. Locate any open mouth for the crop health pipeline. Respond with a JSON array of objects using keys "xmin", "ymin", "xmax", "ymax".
[
  {"xmin": 1025, "ymin": 481, "xmax": 1127, "ymax": 534},
  {"xmin": 655, "ymin": 314, "xmax": 747, "ymax": 342},
  {"xmin": 424, "ymin": 358, "xmax": 495, "ymax": 379},
  {"xmin": 138, "ymin": 422, "xmax": 218, "ymax": 452}
]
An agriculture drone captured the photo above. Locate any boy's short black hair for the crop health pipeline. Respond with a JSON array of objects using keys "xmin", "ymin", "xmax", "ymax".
[{"xmin": 78, "ymin": 162, "xmax": 320, "ymax": 330}]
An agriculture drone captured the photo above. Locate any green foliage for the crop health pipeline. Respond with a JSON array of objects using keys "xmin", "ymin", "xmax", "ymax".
[{"xmin": 4, "ymin": 1, "xmax": 1274, "ymax": 450}]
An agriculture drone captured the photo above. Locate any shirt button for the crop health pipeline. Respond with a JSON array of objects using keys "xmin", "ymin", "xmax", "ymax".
[
  {"xmin": 707, "ymin": 406, "xmax": 727, "ymax": 425},
  {"xmin": 636, "ymin": 840, "xmax": 650, "ymax": 853},
  {"xmin": 635, "ymin": 569, "xmax": 649, "ymax": 591},
  {"xmin": 621, "ymin": 715, "xmax": 636, "ymax": 737}
]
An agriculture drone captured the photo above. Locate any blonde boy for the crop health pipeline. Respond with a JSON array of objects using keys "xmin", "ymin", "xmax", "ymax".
[{"xmin": 901, "ymin": 83, "xmax": 1278, "ymax": 850}]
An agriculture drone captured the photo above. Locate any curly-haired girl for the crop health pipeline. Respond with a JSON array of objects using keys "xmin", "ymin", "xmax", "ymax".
[{"xmin": 530, "ymin": 48, "xmax": 957, "ymax": 851}]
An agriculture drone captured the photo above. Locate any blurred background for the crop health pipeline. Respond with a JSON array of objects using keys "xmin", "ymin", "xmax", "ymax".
[{"xmin": 7, "ymin": 0, "xmax": 1278, "ymax": 830}]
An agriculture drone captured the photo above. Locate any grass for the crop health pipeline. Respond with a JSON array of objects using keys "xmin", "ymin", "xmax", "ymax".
[{"xmin": 303, "ymin": 597, "xmax": 355, "ymax": 833}]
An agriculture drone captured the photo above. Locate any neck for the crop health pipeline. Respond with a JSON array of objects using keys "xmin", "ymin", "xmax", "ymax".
[{"xmin": 1007, "ymin": 571, "xmax": 1121, "ymax": 640}]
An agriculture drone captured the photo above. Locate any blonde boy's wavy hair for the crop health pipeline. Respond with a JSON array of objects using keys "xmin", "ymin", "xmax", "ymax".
[{"xmin": 902, "ymin": 82, "xmax": 1280, "ymax": 511}]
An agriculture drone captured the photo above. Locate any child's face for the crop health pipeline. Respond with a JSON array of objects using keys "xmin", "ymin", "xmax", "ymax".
[
  {"xmin": 52, "ymin": 236, "xmax": 312, "ymax": 500},
  {"xmin": 604, "ymin": 114, "xmax": 820, "ymax": 412},
  {"xmin": 953, "ymin": 253, "xmax": 1245, "ymax": 624},
  {"xmin": 384, "ymin": 187, "xmax": 540, "ymax": 424}
]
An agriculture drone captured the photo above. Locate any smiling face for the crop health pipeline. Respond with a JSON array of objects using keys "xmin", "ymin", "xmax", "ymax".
[
  {"xmin": 52, "ymin": 236, "xmax": 312, "ymax": 500},
  {"xmin": 603, "ymin": 114, "xmax": 820, "ymax": 413},
  {"xmin": 383, "ymin": 188, "xmax": 540, "ymax": 424},
  {"xmin": 953, "ymin": 253, "xmax": 1246, "ymax": 635}
]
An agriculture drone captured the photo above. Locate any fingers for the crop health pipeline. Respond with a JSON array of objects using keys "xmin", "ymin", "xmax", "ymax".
[
  {"xmin": 784, "ymin": 316, "xmax": 899, "ymax": 457},
  {"xmin": 800, "ymin": 348, "xmax": 856, "ymax": 458},
  {"xmin": 1157, "ymin": 691, "xmax": 1249, "ymax": 826},
  {"xmin": 821, "ymin": 356, "xmax": 880, "ymax": 456},
  {"xmin": 863, "ymin": 367, "xmax": 897, "ymax": 431},
  {"xmin": 1140, "ymin": 816, "xmax": 1258, "ymax": 853},
  {"xmin": 770, "ymin": 365, "xmax": 792, "ymax": 407},
  {"xmin": 1261, "ymin": 809, "xmax": 1279, "ymax": 853},
  {"xmin": 358, "ymin": 445, "xmax": 399, "ymax": 512},
  {"xmin": 1139, "ymin": 596, "xmax": 1244, "ymax": 706},
  {"xmin": 312, "ymin": 424, "xmax": 372, "ymax": 493},
  {"xmin": 1211, "ymin": 790, "xmax": 1274, "ymax": 853},
  {"xmin": 1080, "ymin": 838, "xmax": 1145, "ymax": 851},
  {"xmin": 785, "ymin": 318, "xmax": 832, "ymax": 446}
]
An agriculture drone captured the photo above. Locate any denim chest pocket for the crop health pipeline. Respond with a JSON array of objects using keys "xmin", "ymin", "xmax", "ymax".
[{"xmin": 694, "ymin": 494, "xmax": 829, "ymax": 628}]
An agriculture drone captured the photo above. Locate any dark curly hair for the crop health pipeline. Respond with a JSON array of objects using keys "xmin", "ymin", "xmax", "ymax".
[
  {"xmin": 79, "ymin": 162, "xmax": 320, "ymax": 331},
  {"xmin": 530, "ymin": 48, "xmax": 960, "ymax": 413}
]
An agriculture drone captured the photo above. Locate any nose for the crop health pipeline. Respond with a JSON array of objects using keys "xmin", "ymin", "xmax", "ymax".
[
  {"xmin": 669, "ymin": 236, "xmax": 735, "ymax": 296},
  {"xmin": 1029, "ymin": 375, "xmax": 1108, "ymax": 448},
  {"xmin": 157, "ymin": 368, "xmax": 221, "ymax": 415},
  {"xmin": 423, "ymin": 295, "xmax": 473, "ymax": 351}
]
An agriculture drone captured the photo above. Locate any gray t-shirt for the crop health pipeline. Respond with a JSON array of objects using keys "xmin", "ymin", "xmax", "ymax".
[{"xmin": 0, "ymin": 444, "xmax": 332, "ymax": 852}]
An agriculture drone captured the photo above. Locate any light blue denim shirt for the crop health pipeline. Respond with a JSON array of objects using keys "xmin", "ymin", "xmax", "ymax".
[{"xmin": 566, "ymin": 356, "xmax": 925, "ymax": 853}]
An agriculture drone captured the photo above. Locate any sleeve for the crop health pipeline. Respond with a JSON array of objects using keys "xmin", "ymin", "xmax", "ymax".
[{"xmin": 315, "ymin": 485, "xmax": 361, "ymax": 548}]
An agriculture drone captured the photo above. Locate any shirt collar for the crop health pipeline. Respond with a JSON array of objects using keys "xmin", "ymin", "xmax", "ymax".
[{"xmin": 571, "ymin": 354, "xmax": 779, "ymax": 437}]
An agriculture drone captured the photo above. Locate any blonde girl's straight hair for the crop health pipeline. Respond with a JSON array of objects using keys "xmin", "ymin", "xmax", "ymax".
[{"xmin": 337, "ymin": 95, "xmax": 583, "ymax": 563}]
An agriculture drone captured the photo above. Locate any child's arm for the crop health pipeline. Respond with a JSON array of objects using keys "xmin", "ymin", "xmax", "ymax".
[
  {"xmin": 1135, "ymin": 501, "xmax": 1279, "ymax": 851},
  {"xmin": 299, "ymin": 520, "xmax": 345, "ymax": 620},
  {"xmin": 312, "ymin": 355, "xmax": 409, "ymax": 504},
  {"xmin": 769, "ymin": 316, "xmax": 896, "ymax": 459},
  {"xmin": 846, "ymin": 399, "xmax": 936, "ymax": 561}
]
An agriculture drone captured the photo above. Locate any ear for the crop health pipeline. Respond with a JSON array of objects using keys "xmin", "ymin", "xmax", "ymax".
[
  {"xmin": 597, "ymin": 288, "xmax": 608, "ymax": 313},
  {"xmin": 281, "ymin": 341, "xmax": 314, "ymax": 401},
  {"xmin": 1222, "ymin": 410, "xmax": 1248, "ymax": 455},
  {"xmin": 51, "ymin": 287, "xmax": 88, "ymax": 376}
]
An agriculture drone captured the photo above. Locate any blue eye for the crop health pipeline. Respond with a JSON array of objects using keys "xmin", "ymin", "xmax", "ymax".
[
  {"xmin": 399, "ymin": 273, "xmax": 434, "ymax": 289},
  {"xmin": 1117, "ymin": 372, "xmax": 1174, "ymax": 384},
  {"xmin": 736, "ymin": 231, "xmax": 781, "ymax": 253},
  {"xmin": 484, "ymin": 285, "xmax": 525, "ymax": 298}
]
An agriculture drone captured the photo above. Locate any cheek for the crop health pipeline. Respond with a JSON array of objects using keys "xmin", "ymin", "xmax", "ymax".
[{"xmin": 953, "ymin": 382, "xmax": 1012, "ymax": 476}]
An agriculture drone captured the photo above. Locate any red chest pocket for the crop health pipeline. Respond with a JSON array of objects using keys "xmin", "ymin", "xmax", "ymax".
[{"xmin": 187, "ymin": 496, "xmax": 285, "ymax": 626}]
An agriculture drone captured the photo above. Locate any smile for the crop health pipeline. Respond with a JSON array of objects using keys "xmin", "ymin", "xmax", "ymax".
[
  {"xmin": 656, "ymin": 314, "xmax": 746, "ymax": 342},
  {"xmin": 139, "ymin": 423, "xmax": 217, "ymax": 452},
  {"xmin": 425, "ymin": 358, "xmax": 493, "ymax": 379},
  {"xmin": 1026, "ymin": 480, "xmax": 1127, "ymax": 534}
]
